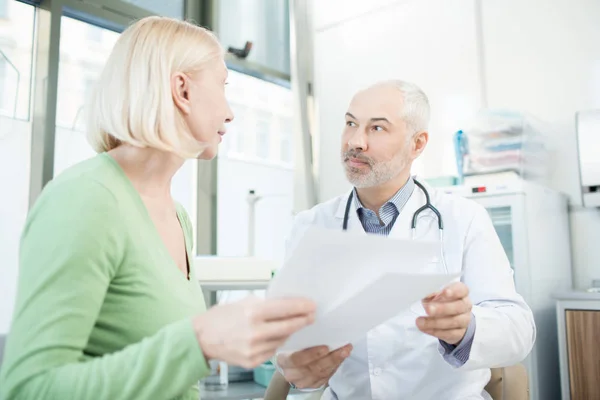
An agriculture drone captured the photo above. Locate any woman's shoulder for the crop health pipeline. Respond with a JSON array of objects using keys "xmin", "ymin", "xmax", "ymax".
[
  {"xmin": 33, "ymin": 154, "xmax": 125, "ymax": 216},
  {"xmin": 21, "ymin": 155, "xmax": 131, "ymax": 261}
]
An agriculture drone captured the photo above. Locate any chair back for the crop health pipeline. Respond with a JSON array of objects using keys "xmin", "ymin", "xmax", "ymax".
[{"xmin": 485, "ymin": 365, "xmax": 529, "ymax": 400}]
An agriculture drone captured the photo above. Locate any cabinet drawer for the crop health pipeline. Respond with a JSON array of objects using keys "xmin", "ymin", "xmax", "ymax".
[{"xmin": 566, "ymin": 310, "xmax": 600, "ymax": 400}]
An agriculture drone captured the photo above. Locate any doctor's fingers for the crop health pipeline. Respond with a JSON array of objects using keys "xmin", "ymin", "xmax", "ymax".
[
  {"xmin": 417, "ymin": 313, "xmax": 472, "ymax": 331},
  {"xmin": 278, "ymin": 346, "xmax": 330, "ymax": 368},
  {"xmin": 286, "ymin": 362, "xmax": 341, "ymax": 388},
  {"xmin": 282, "ymin": 346, "xmax": 350, "ymax": 383},
  {"xmin": 279, "ymin": 343, "xmax": 352, "ymax": 368},
  {"xmin": 436, "ymin": 282, "xmax": 470, "ymax": 301},
  {"xmin": 306, "ymin": 345, "xmax": 351, "ymax": 375},
  {"xmin": 424, "ymin": 297, "xmax": 472, "ymax": 317},
  {"xmin": 293, "ymin": 371, "xmax": 336, "ymax": 390}
]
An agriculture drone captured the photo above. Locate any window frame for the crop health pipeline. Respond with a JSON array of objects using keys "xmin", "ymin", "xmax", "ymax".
[{"xmin": 17, "ymin": 0, "xmax": 296, "ymax": 258}]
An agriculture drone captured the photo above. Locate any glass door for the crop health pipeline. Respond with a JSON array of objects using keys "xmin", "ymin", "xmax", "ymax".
[
  {"xmin": 486, "ymin": 206, "xmax": 515, "ymax": 269},
  {"xmin": 470, "ymin": 193, "xmax": 530, "ymax": 298}
]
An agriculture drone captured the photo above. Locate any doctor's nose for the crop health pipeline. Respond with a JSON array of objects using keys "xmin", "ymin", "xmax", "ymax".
[{"xmin": 347, "ymin": 129, "xmax": 368, "ymax": 152}]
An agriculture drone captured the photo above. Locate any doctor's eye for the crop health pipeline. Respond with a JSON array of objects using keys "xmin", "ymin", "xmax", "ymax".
[
  {"xmin": 346, "ymin": 121, "xmax": 357, "ymax": 127},
  {"xmin": 371, "ymin": 125, "xmax": 384, "ymax": 132}
]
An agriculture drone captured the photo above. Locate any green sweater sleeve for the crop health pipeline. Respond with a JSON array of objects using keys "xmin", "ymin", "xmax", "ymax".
[{"xmin": 0, "ymin": 179, "xmax": 209, "ymax": 400}]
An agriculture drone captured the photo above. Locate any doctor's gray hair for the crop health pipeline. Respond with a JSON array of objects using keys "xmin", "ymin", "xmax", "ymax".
[{"xmin": 379, "ymin": 80, "xmax": 430, "ymax": 137}]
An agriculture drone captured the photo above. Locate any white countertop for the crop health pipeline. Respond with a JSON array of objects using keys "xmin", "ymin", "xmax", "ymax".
[{"xmin": 554, "ymin": 290, "xmax": 600, "ymax": 301}]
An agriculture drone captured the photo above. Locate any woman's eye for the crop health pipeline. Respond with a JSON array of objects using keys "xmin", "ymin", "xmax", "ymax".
[
  {"xmin": 372, "ymin": 125, "xmax": 383, "ymax": 131},
  {"xmin": 346, "ymin": 121, "xmax": 356, "ymax": 127}
]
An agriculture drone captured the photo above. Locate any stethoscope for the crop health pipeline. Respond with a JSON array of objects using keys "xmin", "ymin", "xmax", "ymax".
[{"xmin": 342, "ymin": 178, "xmax": 449, "ymax": 274}]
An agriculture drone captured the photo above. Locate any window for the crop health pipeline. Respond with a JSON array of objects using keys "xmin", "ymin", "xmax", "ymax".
[
  {"xmin": 216, "ymin": 69, "xmax": 295, "ymax": 270},
  {"xmin": 280, "ymin": 136, "xmax": 292, "ymax": 164},
  {"xmin": 222, "ymin": 69, "xmax": 293, "ymax": 166},
  {"xmin": 280, "ymin": 116, "xmax": 293, "ymax": 164},
  {"xmin": 217, "ymin": 0, "xmax": 290, "ymax": 77},
  {"xmin": 0, "ymin": 0, "xmax": 8, "ymax": 19},
  {"xmin": 0, "ymin": 0, "xmax": 35, "ymax": 334},
  {"xmin": 53, "ymin": 14, "xmax": 199, "ymax": 241},
  {"xmin": 228, "ymin": 104, "xmax": 247, "ymax": 156},
  {"xmin": 255, "ymin": 112, "xmax": 271, "ymax": 160},
  {"xmin": 0, "ymin": 0, "xmax": 34, "ymax": 120},
  {"xmin": 86, "ymin": 24, "xmax": 103, "ymax": 42},
  {"xmin": 122, "ymin": 0, "xmax": 185, "ymax": 19},
  {"xmin": 0, "ymin": 58, "xmax": 7, "ymax": 112},
  {"xmin": 54, "ymin": 16, "xmax": 120, "ymax": 176}
]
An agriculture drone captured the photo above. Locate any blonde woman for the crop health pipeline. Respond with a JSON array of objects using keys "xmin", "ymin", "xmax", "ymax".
[{"xmin": 0, "ymin": 17, "xmax": 315, "ymax": 400}]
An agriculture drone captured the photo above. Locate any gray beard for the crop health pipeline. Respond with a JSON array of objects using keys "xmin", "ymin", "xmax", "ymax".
[{"xmin": 343, "ymin": 153, "xmax": 410, "ymax": 188}]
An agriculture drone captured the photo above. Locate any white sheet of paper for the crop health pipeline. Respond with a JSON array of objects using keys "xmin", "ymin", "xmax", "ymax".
[{"xmin": 266, "ymin": 226, "xmax": 460, "ymax": 352}]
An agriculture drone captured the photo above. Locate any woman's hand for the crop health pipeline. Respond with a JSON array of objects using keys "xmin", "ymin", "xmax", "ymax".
[{"xmin": 193, "ymin": 296, "xmax": 316, "ymax": 369}]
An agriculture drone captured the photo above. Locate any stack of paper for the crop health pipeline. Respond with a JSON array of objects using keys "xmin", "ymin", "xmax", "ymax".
[{"xmin": 267, "ymin": 226, "xmax": 459, "ymax": 352}]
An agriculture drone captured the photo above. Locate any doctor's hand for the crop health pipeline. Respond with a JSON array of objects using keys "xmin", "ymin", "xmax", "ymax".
[
  {"xmin": 416, "ymin": 282, "xmax": 472, "ymax": 345},
  {"xmin": 276, "ymin": 344, "xmax": 353, "ymax": 389}
]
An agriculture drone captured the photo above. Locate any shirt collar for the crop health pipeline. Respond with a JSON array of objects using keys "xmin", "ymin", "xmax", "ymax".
[{"xmin": 352, "ymin": 177, "xmax": 416, "ymax": 218}]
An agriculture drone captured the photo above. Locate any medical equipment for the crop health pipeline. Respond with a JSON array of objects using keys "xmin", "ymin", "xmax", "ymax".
[
  {"xmin": 201, "ymin": 360, "xmax": 229, "ymax": 391},
  {"xmin": 443, "ymin": 179, "xmax": 571, "ymax": 400},
  {"xmin": 576, "ymin": 110, "xmax": 600, "ymax": 207},
  {"xmin": 342, "ymin": 178, "xmax": 449, "ymax": 274},
  {"xmin": 455, "ymin": 110, "xmax": 551, "ymax": 184},
  {"xmin": 453, "ymin": 129, "xmax": 468, "ymax": 183}
]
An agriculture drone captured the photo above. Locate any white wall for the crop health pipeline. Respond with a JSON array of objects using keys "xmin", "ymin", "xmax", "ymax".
[
  {"xmin": 313, "ymin": 0, "xmax": 400, "ymax": 31},
  {"xmin": 480, "ymin": 0, "xmax": 600, "ymax": 289},
  {"xmin": 312, "ymin": 0, "xmax": 600, "ymax": 289},
  {"xmin": 314, "ymin": 0, "xmax": 483, "ymax": 202},
  {"xmin": 480, "ymin": 0, "xmax": 600, "ymax": 202}
]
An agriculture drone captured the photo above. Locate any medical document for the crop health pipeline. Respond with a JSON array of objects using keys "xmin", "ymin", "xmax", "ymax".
[{"xmin": 267, "ymin": 226, "xmax": 460, "ymax": 352}]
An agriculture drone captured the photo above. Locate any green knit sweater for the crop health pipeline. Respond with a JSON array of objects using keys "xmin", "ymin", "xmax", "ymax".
[{"xmin": 0, "ymin": 153, "xmax": 209, "ymax": 400}]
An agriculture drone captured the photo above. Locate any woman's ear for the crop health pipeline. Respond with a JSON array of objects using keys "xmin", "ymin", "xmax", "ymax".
[{"xmin": 171, "ymin": 72, "xmax": 191, "ymax": 115}]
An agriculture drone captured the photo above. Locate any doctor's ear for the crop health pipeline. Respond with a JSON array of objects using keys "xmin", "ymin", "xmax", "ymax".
[{"xmin": 412, "ymin": 131, "xmax": 428, "ymax": 157}]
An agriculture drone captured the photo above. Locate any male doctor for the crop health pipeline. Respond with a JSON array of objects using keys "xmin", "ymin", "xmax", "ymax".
[{"xmin": 276, "ymin": 80, "xmax": 536, "ymax": 399}]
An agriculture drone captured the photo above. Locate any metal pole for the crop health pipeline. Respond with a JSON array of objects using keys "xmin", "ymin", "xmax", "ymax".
[
  {"xmin": 289, "ymin": 0, "xmax": 318, "ymax": 211},
  {"xmin": 246, "ymin": 190, "xmax": 262, "ymax": 257},
  {"xmin": 28, "ymin": 0, "xmax": 62, "ymax": 208}
]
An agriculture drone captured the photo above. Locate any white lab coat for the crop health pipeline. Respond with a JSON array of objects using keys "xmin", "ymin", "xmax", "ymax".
[{"xmin": 283, "ymin": 182, "xmax": 536, "ymax": 400}]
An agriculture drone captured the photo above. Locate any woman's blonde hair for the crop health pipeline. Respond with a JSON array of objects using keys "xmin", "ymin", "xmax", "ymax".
[{"xmin": 86, "ymin": 16, "xmax": 223, "ymax": 158}]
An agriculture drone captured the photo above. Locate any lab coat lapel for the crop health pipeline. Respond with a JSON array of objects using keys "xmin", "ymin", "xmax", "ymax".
[{"xmin": 334, "ymin": 189, "xmax": 367, "ymax": 235}]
